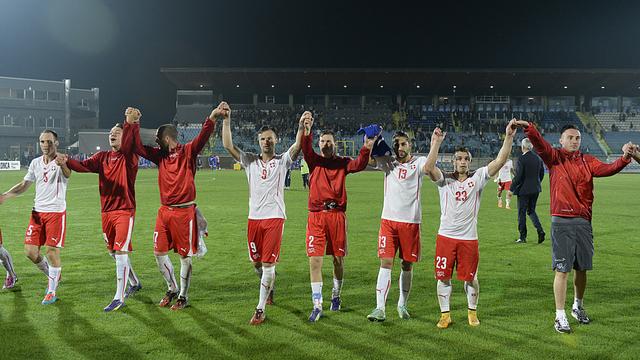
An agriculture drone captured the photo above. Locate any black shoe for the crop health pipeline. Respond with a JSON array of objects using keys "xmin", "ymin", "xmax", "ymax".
[
  {"xmin": 515, "ymin": 238, "xmax": 527, "ymax": 244},
  {"xmin": 538, "ymin": 232, "xmax": 546, "ymax": 244}
]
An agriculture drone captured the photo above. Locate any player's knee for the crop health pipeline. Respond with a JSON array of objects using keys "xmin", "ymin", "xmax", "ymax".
[
  {"xmin": 380, "ymin": 258, "xmax": 393, "ymax": 269},
  {"xmin": 438, "ymin": 279, "xmax": 452, "ymax": 287},
  {"xmin": 400, "ymin": 260, "xmax": 413, "ymax": 271},
  {"xmin": 24, "ymin": 248, "xmax": 38, "ymax": 262},
  {"xmin": 332, "ymin": 256, "xmax": 344, "ymax": 267}
]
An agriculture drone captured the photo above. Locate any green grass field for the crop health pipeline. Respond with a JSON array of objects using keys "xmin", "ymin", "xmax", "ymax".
[{"xmin": 0, "ymin": 168, "xmax": 639, "ymax": 359}]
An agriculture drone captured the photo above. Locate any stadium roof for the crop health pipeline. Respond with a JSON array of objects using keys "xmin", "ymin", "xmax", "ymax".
[{"xmin": 161, "ymin": 67, "xmax": 640, "ymax": 96}]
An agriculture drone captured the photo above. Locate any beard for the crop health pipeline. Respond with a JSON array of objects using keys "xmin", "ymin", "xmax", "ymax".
[{"xmin": 321, "ymin": 146, "xmax": 334, "ymax": 157}]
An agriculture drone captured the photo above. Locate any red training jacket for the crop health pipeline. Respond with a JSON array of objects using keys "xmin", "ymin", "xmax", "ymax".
[{"xmin": 525, "ymin": 123, "xmax": 630, "ymax": 221}]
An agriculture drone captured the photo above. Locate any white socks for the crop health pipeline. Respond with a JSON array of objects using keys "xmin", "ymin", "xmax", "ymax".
[
  {"xmin": 398, "ymin": 270, "xmax": 413, "ymax": 307},
  {"xmin": 464, "ymin": 280, "xmax": 479, "ymax": 310},
  {"xmin": 556, "ymin": 309, "xmax": 567, "ymax": 319},
  {"xmin": 0, "ymin": 246, "xmax": 16, "ymax": 277},
  {"xmin": 311, "ymin": 282, "xmax": 323, "ymax": 309},
  {"xmin": 179, "ymin": 257, "xmax": 192, "ymax": 299},
  {"xmin": 257, "ymin": 266, "xmax": 276, "ymax": 310},
  {"xmin": 47, "ymin": 266, "xmax": 61, "ymax": 294},
  {"xmin": 573, "ymin": 298, "xmax": 583, "ymax": 309},
  {"xmin": 375, "ymin": 268, "xmax": 391, "ymax": 310},
  {"xmin": 155, "ymin": 255, "xmax": 178, "ymax": 292},
  {"xmin": 437, "ymin": 280, "xmax": 452, "ymax": 312},
  {"xmin": 114, "ymin": 254, "xmax": 130, "ymax": 301},
  {"xmin": 332, "ymin": 277, "xmax": 343, "ymax": 299},
  {"xmin": 36, "ymin": 256, "xmax": 49, "ymax": 276}
]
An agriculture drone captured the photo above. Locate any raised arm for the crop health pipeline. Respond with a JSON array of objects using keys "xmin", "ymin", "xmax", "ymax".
[
  {"xmin": 587, "ymin": 142, "xmax": 633, "ymax": 177},
  {"xmin": 191, "ymin": 102, "xmax": 228, "ymax": 156},
  {"xmin": 120, "ymin": 107, "xmax": 139, "ymax": 156},
  {"xmin": 515, "ymin": 119, "xmax": 558, "ymax": 166},
  {"xmin": 346, "ymin": 138, "xmax": 374, "ymax": 174},
  {"xmin": 125, "ymin": 108, "xmax": 161, "ymax": 164},
  {"xmin": 66, "ymin": 152, "xmax": 101, "ymax": 173},
  {"xmin": 632, "ymin": 143, "xmax": 640, "ymax": 163},
  {"xmin": 221, "ymin": 103, "xmax": 241, "ymax": 162},
  {"xmin": 301, "ymin": 117, "xmax": 323, "ymax": 168},
  {"xmin": 288, "ymin": 111, "xmax": 309, "ymax": 160},
  {"xmin": 487, "ymin": 119, "xmax": 516, "ymax": 177},
  {"xmin": 423, "ymin": 127, "xmax": 445, "ymax": 182}
]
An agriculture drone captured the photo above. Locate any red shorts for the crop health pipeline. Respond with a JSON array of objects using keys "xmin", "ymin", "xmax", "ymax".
[
  {"xmin": 24, "ymin": 211, "xmax": 66, "ymax": 248},
  {"xmin": 378, "ymin": 219, "xmax": 421, "ymax": 262},
  {"xmin": 498, "ymin": 181, "xmax": 512, "ymax": 192},
  {"xmin": 154, "ymin": 205, "xmax": 198, "ymax": 257},
  {"xmin": 102, "ymin": 210, "xmax": 135, "ymax": 252},
  {"xmin": 247, "ymin": 218, "xmax": 284, "ymax": 263},
  {"xmin": 434, "ymin": 234, "xmax": 479, "ymax": 281},
  {"xmin": 306, "ymin": 211, "xmax": 347, "ymax": 257}
]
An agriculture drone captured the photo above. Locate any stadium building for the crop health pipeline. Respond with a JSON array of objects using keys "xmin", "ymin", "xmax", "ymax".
[
  {"xmin": 0, "ymin": 76, "xmax": 99, "ymax": 163},
  {"xmin": 161, "ymin": 67, "xmax": 640, "ymax": 168}
]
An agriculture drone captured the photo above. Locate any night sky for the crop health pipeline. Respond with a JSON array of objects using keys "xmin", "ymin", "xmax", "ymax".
[{"xmin": 1, "ymin": 0, "xmax": 639, "ymax": 127}]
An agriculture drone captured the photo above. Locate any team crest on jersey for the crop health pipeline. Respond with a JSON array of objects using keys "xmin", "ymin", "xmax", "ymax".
[
  {"xmin": 468, "ymin": 180, "xmax": 475, "ymax": 187},
  {"xmin": 270, "ymin": 162, "xmax": 276, "ymax": 168}
]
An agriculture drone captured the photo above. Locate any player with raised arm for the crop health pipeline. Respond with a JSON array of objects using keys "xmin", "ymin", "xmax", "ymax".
[
  {"xmin": 129, "ymin": 102, "xmax": 226, "ymax": 310},
  {"xmin": 496, "ymin": 158, "xmax": 514, "ymax": 209},
  {"xmin": 222, "ymin": 109, "xmax": 306, "ymax": 325},
  {"xmin": 0, "ymin": 228, "xmax": 18, "ymax": 289},
  {"xmin": 0, "ymin": 130, "xmax": 70, "ymax": 304},
  {"xmin": 302, "ymin": 116, "xmax": 374, "ymax": 322},
  {"xmin": 512, "ymin": 120, "xmax": 634, "ymax": 333},
  {"xmin": 61, "ymin": 107, "xmax": 143, "ymax": 312},
  {"xmin": 366, "ymin": 131, "xmax": 429, "ymax": 322},
  {"xmin": 424, "ymin": 119, "xmax": 516, "ymax": 329}
]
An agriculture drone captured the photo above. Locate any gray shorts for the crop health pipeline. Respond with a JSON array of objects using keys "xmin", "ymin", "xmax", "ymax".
[{"xmin": 550, "ymin": 216, "xmax": 594, "ymax": 272}]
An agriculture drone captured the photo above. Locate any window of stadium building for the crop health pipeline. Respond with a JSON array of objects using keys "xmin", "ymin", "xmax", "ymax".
[
  {"xmin": 35, "ymin": 90, "xmax": 47, "ymax": 101},
  {"xmin": 0, "ymin": 88, "xmax": 10, "ymax": 98},
  {"xmin": 48, "ymin": 91, "xmax": 61, "ymax": 102},
  {"xmin": 11, "ymin": 88, "xmax": 25, "ymax": 99}
]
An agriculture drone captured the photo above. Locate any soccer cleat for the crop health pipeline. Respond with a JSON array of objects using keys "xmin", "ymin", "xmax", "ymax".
[
  {"xmin": 367, "ymin": 308, "xmax": 386, "ymax": 322},
  {"xmin": 170, "ymin": 296, "xmax": 189, "ymax": 311},
  {"xmin": 249, "ymin": 308, "xmax": 265, "ymax": 325},
  {"xmin": 330, "ymin": 296, "xmax": 341, "ymax": 311},
  {"xmin": 554, "ymin": 317, "xmax": 571, "ymax": 333},
  {"xmin": 397, "ymin": 305, "xmax": 411, "ymax": 319},
  {"xmin": 437, "ymin": 312, "xmax": 452, "ymax": 329},
  {"xmin": 497, "ymin": 199, "xmax": 503, "ymax": 208},
  {"xmin": 266, "ymin": 288, "xmax": 275, "ymax": 305},
  {"xmin": 538, "ymin": 232, "xmax": 546, "ymax": 244},
  {"xmin": 515, "ymin": 238, "xmax": 527, "ymax": 244},
  {"xmin": 124, "ymin": 284, "xmax": 143, "ymax": 298},
  {"xmin": 41, "ymin": 292, "xmax": 58, "ymax": 305},
  {"xmin": 104, "ymin": 299, "xmax": 125, "ymax": 312},
  {"xmin": 571, "ymin": 307, "xmax": 591, "ymax": 324},
  {"xmin": 468, "ymin": 309, "xmax": 480, "ymax": 326},
  {"xmin": 158, "ymin": 290, "xmax": 179, "ymax": 307},
  {"xmin": 308, "ymin": 307, "xmax": 323, "ymax": 322},
  {"xmin": 505, "ymin": 205, "xmax": 511, "ymax": 209},
  {"xmin": 2, "ymin": 274, "xmax": 17, "ymax": 289}
]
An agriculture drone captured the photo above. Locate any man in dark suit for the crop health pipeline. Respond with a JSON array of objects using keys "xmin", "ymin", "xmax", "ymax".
[{"xmin": 511, "ymin": 138, "xmax": 546, "ymax": 243}]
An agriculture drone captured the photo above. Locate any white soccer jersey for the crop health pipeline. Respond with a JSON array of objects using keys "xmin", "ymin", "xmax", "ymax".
[
  {"xmin": 378, "ymin": 156, "xmax": 428, "ymax": 224},
  {"xmin": 434, "ymin": 166, "xmax": 490, "ymax": 240},
  {"xmin": 497, "ymin": 159, "xmax": 513, "ymax": 182},
  {"xmin": 24, "ymin": 156, "xmax": 68, "ymax": 213},
  {"xmin": 240, "ymin": 149, "xmax": 293, "ymax": 220}
]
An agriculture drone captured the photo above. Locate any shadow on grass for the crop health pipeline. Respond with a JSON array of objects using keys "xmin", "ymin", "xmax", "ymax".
[
  {"xmin": 5, "ymin": 290, "xmax": 51, "ymax": 359},
  {"xmin": 55, "ymin": 301, "xmax": 144, "ymax": 360},
  {"xmin": 125, "ymin": 299, "xmax": 216, "ymax": 358}
]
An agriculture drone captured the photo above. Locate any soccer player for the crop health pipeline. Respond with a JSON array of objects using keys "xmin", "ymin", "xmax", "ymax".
[
  {"xmin": 0, "ymin": 129, "xmax": 70, "ymax": 304},
  {"xmin": 496, "ymin": 158, "xmax": 513, "ymax": 209},
  {"xmin": 0, "ymin": 228, "xmax": 18, "ymax": 289},
  {"xmin": 512, "ymin": 120, "xmax": 634, "ymax": 333},
  {"xmin": 366, "ymin": 131, "xmax": 428, "ymax": 322},
  {"xmin": 129, "ymin": 102, "xmax": 227, "ymax": 310},
  {"xmin": 222, "ymin": 109, "xmax": 306, "ymax": 325},
  {"xmin": 424, "ymin": 120, "xmax": 516, "ymax": 329},
  {"xmin": 62, "ymin": 108, "xmax": 143, "ymax": 311},
  {"xmin": 302, "ymin": 116, "xmax": 374, "ymax": 322}
]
